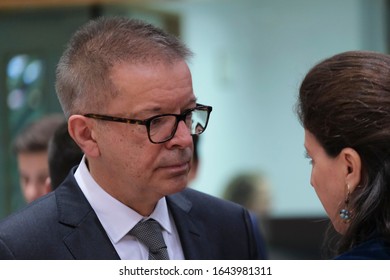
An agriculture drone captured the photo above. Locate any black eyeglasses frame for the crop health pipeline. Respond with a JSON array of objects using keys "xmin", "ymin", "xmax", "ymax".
[{"xmin": 84, "ymin": 103, "xmax": 212, "ymax": 144}]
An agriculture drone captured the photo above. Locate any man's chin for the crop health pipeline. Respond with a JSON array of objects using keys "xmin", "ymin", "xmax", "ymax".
[{"xmin": 162, "ymin": 178, "xmax": 188, "ymax": 195}]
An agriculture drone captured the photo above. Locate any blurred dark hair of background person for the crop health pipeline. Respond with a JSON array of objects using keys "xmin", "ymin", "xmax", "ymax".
[{"xmin": 47, "ymin": 121, "xmax": 83, "ymax": 189}]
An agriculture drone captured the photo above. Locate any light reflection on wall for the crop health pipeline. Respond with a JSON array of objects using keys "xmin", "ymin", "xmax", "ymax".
[
  {"xmin": 7, "ymin": 54, "xmax": 44, "ymax": 111},
  {"xmin": 6, "ymin": 54, "xmax": 46, "ymax": 134}
]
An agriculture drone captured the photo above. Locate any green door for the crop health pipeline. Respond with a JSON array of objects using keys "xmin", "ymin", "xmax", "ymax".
[{"xmin": 0, "ymin": 7, "xmax": 90, "ymax": 218}]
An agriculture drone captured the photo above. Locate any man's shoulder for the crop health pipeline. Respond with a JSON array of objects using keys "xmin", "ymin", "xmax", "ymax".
[
  {"xmin": 170, "ymin": 187, "xmax": 245, "ymax": 214},
  {"xmin": 0, "ymin": 192, "xmax": 57, "ymax": 231},
  {"xmin": 178, "ymin": 187, "xmax": 233, "ymax": 202},
  {"xmin": 0, "ymin": 177, "xmax": 89, "ymax": 235}
]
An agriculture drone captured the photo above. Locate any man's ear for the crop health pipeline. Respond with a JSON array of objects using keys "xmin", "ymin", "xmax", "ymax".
[
  {"xmin": 68, "ymin": 115, "xmax": 100, "ymax": 157},
  {"xmin": 340, "ymin": 147, "xmax": 362, "ymax": 192}
]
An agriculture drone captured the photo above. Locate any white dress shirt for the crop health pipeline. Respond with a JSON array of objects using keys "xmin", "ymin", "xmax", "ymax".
[{"xmin": 74, "ymin": 156, "xmax": 185, "ymax": 260}]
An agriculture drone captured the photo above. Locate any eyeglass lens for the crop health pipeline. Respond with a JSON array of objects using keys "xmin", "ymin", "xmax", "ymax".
[{"xmin": 149, "ymin": 108, "xmax": 209, "ymax": 143}]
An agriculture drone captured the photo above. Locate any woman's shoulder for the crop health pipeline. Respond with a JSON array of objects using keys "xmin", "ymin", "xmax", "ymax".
[{"xmin": 335, "ymin": 237, "xmax": 390, "ymax": 260}]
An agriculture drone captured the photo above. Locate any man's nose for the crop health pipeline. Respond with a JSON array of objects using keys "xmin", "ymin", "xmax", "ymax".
[{"xmin": 167, "ymin": 120, "xmax": 192, "ymax": 148}]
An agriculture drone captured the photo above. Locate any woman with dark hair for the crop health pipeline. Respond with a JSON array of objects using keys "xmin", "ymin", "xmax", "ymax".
[{"xmin": 297, "ymin": 50, "xmax": 390, "ymax": 259}]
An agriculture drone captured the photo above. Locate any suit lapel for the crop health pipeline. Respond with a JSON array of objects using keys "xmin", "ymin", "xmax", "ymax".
[
  {"xmin": 56, "ymin": 173, "xmax": 215, "ymax": 259},
  {"xmin": 55, "ymin": 173, "xmax": 120, "ymax": 260},
  {"xmin": 62, "ymin": 211, "xmax": 120, "ymax": 259},
  {"xmin": 167, "ymin": 191, "xmax": 208, "ymax": 260}
]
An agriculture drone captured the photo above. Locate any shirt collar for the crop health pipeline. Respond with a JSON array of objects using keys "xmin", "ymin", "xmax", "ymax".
[{"xmin": 74, "ymin": 156, "xmax": 172, "ymax": 244}]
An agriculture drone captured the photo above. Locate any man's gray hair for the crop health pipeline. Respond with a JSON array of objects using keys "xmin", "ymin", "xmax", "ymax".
[{"xmin": 55, "ymin": 16, "xmax": 193, "ymax": 118}]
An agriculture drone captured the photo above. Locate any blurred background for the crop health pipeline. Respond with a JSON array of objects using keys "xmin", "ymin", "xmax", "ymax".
[{"xmin": 0, "ymin": 0, "xmax": 388, "ymax": 258}]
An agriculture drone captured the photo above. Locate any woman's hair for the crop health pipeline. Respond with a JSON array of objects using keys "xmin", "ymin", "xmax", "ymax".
[{"xmin": 297, "ymin": 50, "xmax": 390, "ymax": 255}]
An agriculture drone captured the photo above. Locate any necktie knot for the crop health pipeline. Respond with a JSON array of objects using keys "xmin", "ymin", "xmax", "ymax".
[{"xmin": 129, "ymin": 218, "xmax": 169, "ymax": 260}]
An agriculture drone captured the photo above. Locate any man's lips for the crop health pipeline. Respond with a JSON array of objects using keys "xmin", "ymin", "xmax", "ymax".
[{"xmin": 159, "ymin": 161, "xmax": 190, "ymax": 173}]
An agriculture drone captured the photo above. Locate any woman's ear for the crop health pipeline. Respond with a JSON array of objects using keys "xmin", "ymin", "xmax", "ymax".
[
  {"xmin": 340, "ymin": 147, "xmax": 361, "ymax": 192},
  {"xmin": 68, "ymin": 115, "xmax": 101, "ymax": 157}
]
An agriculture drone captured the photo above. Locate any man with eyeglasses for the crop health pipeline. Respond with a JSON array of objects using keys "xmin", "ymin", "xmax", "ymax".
[{"xmin": 0, "ymin": 17, "xmax": 261, "ymax": 260}]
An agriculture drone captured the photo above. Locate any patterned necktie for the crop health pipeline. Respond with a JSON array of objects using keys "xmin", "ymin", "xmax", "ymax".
[{"xmin": 129, "ymin": 219, "xmax": 170, "ymax": 260}]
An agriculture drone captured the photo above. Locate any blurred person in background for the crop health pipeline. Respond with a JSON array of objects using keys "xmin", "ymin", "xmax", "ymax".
[
  {"xmin": 188, "ymin": 135, "xmax": 200, "ymax": 182},
  {"xmin": 188, "ymin": 135, "xmax": 269, "ymax": 260},
  {"xmin": 223, "ymin": 171, "xmax": 272, "ymax": 259},
  {"xmin": 13, "ymin": 114, "xmax": 64, "ymax": 203},
  {"xmin": 47, "ymin": 121, "xmax": 83, "ymax": 189}
]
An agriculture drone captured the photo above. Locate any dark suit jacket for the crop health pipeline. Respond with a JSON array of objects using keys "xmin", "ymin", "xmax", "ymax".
[
  {"xmin": 335, "ymin": 236, "xmax": 390, "ymax": 260},
  {"xmin": 0, "ymin": 172, "xmax": 260, "ymax": 260}
]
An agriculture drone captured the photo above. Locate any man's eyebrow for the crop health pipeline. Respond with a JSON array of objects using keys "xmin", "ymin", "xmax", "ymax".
[
  {"xmin": 139, "ymin": 98, "xmax": 198, "ymax": 114},
  {"xmin": 141, "ymin": 107, "xmax": 163, "ymax": 114}
]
